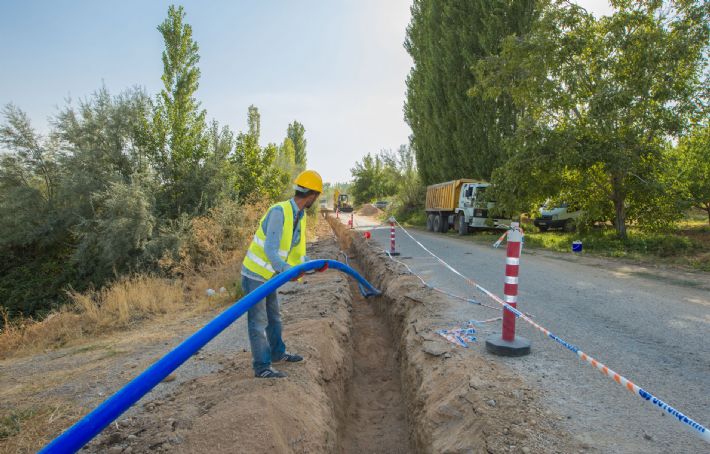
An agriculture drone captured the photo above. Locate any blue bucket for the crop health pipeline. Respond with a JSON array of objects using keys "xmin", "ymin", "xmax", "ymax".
[{"xmin": 572, "ymin": 240, "xmax": 583, "ymax": 253}]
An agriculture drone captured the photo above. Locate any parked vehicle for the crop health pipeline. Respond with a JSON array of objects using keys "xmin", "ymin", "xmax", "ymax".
[
  {"xmin": 533, "ymin": 201, "xmax": 584, "ymax": 232},
  {"xmin": 425, "ymin": 179, "xmax": 510, "ymax": 234},
  {"xmin": 374, "ymin": 200, "xmax": 389, "ymax": 210}
]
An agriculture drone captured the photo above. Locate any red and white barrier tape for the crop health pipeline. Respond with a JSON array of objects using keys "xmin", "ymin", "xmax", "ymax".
[{"xmin": 389, "ymin": 218, "xmax": 709, "ymax": 444}]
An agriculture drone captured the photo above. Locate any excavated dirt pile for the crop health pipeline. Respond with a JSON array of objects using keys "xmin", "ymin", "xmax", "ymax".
[
  {"xmin": 328, "ymin": 215, "xmax": 582, "ymax": 453},
  {"xmin": 82, "ymin": 217, "xmax": 413, "ymax": 454},
  {"xmin": 84, "ymin": 232, "xmax": 355, "ymax": 453},
  {"xmin": 357, "ymin": 204, "xmax": 383, "ymax": 217}
]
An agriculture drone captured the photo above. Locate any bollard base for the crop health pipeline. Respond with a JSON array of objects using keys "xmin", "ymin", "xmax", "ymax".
[
  {"xmin": 485, "ymin": 335, "xmax": 531, "ymax": 357},
  {"xmin": 388, "ymin": 251, "xmax": 400, "ymax": 256}
]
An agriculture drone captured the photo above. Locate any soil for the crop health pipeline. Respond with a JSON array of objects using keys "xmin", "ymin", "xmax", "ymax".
[
  {"xmin": 338, "ymin": 282, "xmax": 409, "ymax": 453},
  {"xmin": 357, "ymin": 204, "xmax": 383, "ymax": 217},
  {"xmin": 4, "ymin": 213, "xmax": 588, "ymax": 453},
  {"xmin": 328, "ymin": 216, "xmax": 584, "ymax": 453}
]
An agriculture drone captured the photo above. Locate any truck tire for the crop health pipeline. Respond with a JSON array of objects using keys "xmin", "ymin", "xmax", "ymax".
[
  {"xmin": 538, "ymin": 225, "xmax": 549, "ymax": 232},
  {"xmin": 457, "ymin": 214, "xmax": 467, "ymax": 236},
  {"xmin": 433, "ymin": 214, "xmax": 442, "ymax": 233},
  {"xmin": 426, "ymin": 214, "xmax": 434, "ymax": 231},
  {"xmin": 438, "ymin": 213, "xmax": 449, "ymax": 233}
]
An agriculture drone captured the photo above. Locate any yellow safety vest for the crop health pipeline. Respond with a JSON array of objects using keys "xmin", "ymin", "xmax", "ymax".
[{"xmin": 242, "ymin": 200, "xmax": 307, "ymax": 280}]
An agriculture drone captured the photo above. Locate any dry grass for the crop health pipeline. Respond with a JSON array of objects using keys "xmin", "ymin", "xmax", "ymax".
[
  {"xmin": 0, "ymin": 276, "xmax": 182, "ymax": 359},
  {"xmin": 68, "ymin": 276, "xmax": 184, "ymax": 329},
  {"xmin": 0, "ymin": 307, "xmax": 87, "ymax": 358},
  {"xmin": 0, "ymin": 202, "xmax": 267, "ymax": 359},
  {"xmin": 0, "ymin": 399, "xmax": 82, "ymax": 453}
]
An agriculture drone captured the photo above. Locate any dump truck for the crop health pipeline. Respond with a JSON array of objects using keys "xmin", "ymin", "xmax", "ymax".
[
  {"xmin": 333, "ymin": 190, "xmax": 353, "ymax": 213},
  {"xmin": 425, "ymin": 179, "xmax": 510, "ymax": 234}
]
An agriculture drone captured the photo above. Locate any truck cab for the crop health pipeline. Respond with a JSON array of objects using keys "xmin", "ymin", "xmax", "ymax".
[{"xmin": 456, "ymin": 183, "xmax": 509, "ymax": 231}]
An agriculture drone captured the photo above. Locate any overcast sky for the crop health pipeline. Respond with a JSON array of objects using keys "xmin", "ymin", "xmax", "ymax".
[{"xmin": 0, "ymin": 1, "xmax": 614, "ymax": 183}]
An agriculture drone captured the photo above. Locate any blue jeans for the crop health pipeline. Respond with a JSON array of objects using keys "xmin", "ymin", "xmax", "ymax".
[{"xmin": 242, "ymin": 275, "xmax": 286, "ymax": 373}]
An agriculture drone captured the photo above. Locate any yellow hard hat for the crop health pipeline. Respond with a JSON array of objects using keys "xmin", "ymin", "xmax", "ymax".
[{"xmin": 294, "ymin": 170, "xmax": 323, "ymax": 193}]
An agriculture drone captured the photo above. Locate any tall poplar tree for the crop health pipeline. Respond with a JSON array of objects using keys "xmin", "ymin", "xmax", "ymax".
[
  {"xmin": 287, "ymin": 121, "xmax": 307, "ymax": 169},
  {"xmin": 404, "ymin": 0, "xmax": 536, "ymax": 184},
  {"xmin": 151, "ymin": 5, "xmax": 209, "ymax": 216}
]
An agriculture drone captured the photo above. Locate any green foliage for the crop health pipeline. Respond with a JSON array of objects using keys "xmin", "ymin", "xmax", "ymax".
[
  {"xmin": 275, "ymin": 137, "xmax": 298, "ymax": 199},
  {"xmin": 248, "ymin": 104, "xmax": 260, "ymax": 142},
  {"xmin": 404, "ymin": 0, "xmax": 536, "ymax": 184},
  {"xmin": 0, "ymin": 5, "xmax": 296, "ymax": 320},
  {"xmin": 231, "ymin": 106, "xmax": 287, "ymax": 202},
  {"xmin": 72, "ymin": 180, "xmax": 155, "ymax": 283},
  {"xmin": 350, "ymin": 151, "xmax": 399, "ymax": 203},
  {"xmin": 523, "ymin": 228, "xmax": 696, "ymax": 259},
  {"xmin": 474, "ymin": 0, "xmax": 709, "ymax": 238},
  {"xmin": 350, "ymin": 145, "xmax": 426, "ymax": 221},
  {"xmin": 287, "ymin": 121, "xmax": 307, "ymax": 169},
  {"xmin": 671, "ymin": 124, "xmax": 710, "ymax": 223},
  {"xmin": 150, "ymin": 4, "xmax": 210, "ymax": 217}
]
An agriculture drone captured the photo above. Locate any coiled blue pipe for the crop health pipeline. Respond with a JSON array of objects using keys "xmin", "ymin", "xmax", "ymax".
[{"xmin": 40, "ymin": 259, "xmax": 379, "ymax": 453}]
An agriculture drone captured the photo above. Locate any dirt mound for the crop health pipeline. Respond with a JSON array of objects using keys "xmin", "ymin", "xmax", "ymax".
[
  {"xmin": 357, "ymin": 204, "xmax": 382, "ymax": 217},
  {"xmin": 327, "ymin": 214, "xmax": 582, "ymax": 453},
  {"xmin": 84, "ymin": 231, "xmax": 356, "ymax": 453}
]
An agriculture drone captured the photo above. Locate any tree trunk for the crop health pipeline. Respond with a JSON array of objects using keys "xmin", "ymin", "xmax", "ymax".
[
  {"xmin": 705, "ymin": 203, "xmax": 710, "ymax": 226},
  {"xmin": 611, "ymin": 173, "xmax": 627, "ymax": 239}
]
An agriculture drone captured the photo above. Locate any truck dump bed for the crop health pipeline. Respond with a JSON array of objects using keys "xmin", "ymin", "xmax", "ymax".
[{"xmin": 425, "ymin": 179, "xmax": 477, "ymax": 211}]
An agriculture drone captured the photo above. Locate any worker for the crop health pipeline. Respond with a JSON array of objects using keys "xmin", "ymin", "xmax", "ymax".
[{"xmin": 241, "ymin": 169, "xmax": 327, "ymax": 378}]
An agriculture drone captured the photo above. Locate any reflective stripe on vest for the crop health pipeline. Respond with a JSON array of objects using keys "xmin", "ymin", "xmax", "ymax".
[
  {"xmin": 252, "ymin": 235, "xmax": 288, "ymax": 258},
  {"xmin": 245, "ymin": 250, "xmax": 275, "ymax": 273}
]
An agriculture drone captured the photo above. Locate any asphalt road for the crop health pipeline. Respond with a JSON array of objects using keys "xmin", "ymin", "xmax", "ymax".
[{"xmin": 352, "ymin": 215, "xmax": 710, "ymax": 454}]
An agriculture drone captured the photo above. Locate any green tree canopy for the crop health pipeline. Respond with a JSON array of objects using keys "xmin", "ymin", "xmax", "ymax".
[
  {"xmin": 151, "ymin": 4, "xmax": 209, "ymax": 216},
  {"xmin": 404, "ymin": 0, "xmax": 536, "ymax": 184},
  {"xmin": 474, "ymin": 0, "xmax": 709, "ymax": 237},
  {"xmin": 287, "ymin": 121, "xmax": 307, "ymax": 169}
]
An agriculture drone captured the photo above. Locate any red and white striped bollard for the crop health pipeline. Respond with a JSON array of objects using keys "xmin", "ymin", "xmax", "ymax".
[
  {"xmin": 485, "ymin": 222, "xmax": 531, "ymax": 356},
  {"xmin": 388, "ymin": 216, "xmax": 400, "ymax": 256}
]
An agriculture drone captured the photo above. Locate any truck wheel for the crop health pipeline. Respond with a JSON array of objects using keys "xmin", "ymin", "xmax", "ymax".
[
  {"xmin": 457, "ymin": 214, "xmax": 467, "ymax": 236},
  {"xmin": 563, "ymin": 219, "xmax": 576, "ymax": 232},
  {"xmin": 433, "ymin": 214, "xmax": 441, "ymax": 233},
  {"xmin": 538, "ymin": 225, "xmax": 549, "ymax": 232},
  {"xmin": 438, "ymin": 213, "xmax": 449, "ymax": 233},
  {"xmin": 426, "ymin": 214, "xmax": 434, "ymax": 231}
]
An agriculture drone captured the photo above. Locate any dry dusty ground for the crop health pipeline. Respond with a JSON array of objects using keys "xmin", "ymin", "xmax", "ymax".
[{"xmin": 1, "ymin": 215, "xmax": 585, "ymax": 453}]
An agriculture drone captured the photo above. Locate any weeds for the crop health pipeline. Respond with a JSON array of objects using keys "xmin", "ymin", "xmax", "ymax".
[
  {"xmin": 0, "ymin": 408, "xmax": 37, "ymax": 440},
  {"xmin": 0, "ymin": 201, "xmax": 264, "ymax": 358},
  {"xmin": 67, "ymin": 276, "xmax": 183, "ymax": 329}
]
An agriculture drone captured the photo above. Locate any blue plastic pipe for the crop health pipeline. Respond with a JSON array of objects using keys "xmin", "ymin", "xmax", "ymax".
[{"xmin": 41, "ymin": 259, "xmax": 379, "ymax": 453}]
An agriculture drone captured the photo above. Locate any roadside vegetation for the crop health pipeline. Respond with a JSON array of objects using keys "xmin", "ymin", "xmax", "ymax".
[
  {"xmin": 427, "ymin": 209, "xmax": 709, "ymax": 271},
  {"xmin": 0, "ymin": 6, "xmax": 307, "ymax": 354},
  {"xmin": 349, "ymin": 0, "xmax": 708, "ymax": 269}
]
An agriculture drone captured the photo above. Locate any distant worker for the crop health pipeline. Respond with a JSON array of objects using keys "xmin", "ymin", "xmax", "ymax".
[{"xmin": 241, "ymin": 170, "xmax": 327, "ymax": 378}]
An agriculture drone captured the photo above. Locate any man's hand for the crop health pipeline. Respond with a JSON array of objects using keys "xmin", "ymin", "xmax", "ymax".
[
  {"xmin": 290, "ymin": 272, "xmax": 305, "ymax": 282},
  {"xmin": 317, "ymin": 262, "xmax": 328, "ymax": 272}
]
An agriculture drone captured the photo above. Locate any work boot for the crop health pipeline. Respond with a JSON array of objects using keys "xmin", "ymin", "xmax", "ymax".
[
  {"xmin": 255, "ymin": 367, "xmax": 288, "ymax": 378},
  {"xmin": 273, "ymin": 352, "xmax": 303, "ymax": 363}
]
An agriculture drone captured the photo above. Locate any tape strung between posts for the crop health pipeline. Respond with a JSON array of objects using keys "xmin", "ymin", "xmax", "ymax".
[
  {"xmin": 388, "ymin": 219, "xmax": 709, "ymax": 444},
  {"xmin": 41, "ymin": 259, "xmax": 380, "ymax": 453}
]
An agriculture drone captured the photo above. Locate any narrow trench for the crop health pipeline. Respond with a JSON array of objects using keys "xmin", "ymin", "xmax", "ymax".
[{"xmin": 337, "ymin": 280, "xmax": 411, "ymax": 454}]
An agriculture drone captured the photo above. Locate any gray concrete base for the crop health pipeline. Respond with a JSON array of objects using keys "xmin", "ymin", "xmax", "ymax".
[{"xmin": 485, "ymin": 335, "xmax": 531, "ymax": 357}]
